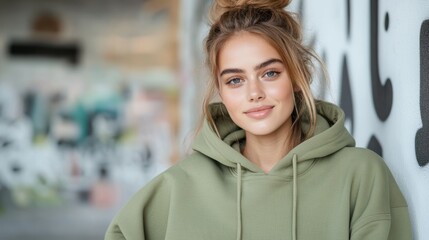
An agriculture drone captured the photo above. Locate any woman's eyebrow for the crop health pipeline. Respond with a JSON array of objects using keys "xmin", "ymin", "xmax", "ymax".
[
  {"xmin": 219, "ymin": 58, "xmax": 283, "ymax": 77},
  {"xmin": 219, "ymin": 68, "xmax": 244, "ymax": 77},
  {"xmin": 254, "ymin": 58, "xmax": 283, "ymax": 71}
]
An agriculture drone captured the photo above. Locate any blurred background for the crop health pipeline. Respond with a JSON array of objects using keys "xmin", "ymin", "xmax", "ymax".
[
  {"xmin": 0, "ymin": 0, "xmax": 200, "ymax": 239},
  {"xmin": 0, "ymin": 0, "xmax": 428, "ymax": 239}
]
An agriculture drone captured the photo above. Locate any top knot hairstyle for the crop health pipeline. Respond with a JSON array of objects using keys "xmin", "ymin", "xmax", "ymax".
[
  {"xmin": 209, "ymin": 0, "xmax": 291, "ymax": 23},
  {"xmin": 203, "ymin": 0, "xmax": 323, "ymax": 144}
]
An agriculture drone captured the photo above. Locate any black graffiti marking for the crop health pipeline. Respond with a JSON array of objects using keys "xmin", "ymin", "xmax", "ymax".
[
  {"xmin": 340, "ymin": 55, "xmax": 354, "ymax": 134},
  {"xmin": 384, "ymin": 12, "xmax": 389, "ymax": 31},
  {"xmin": 346, "ymin": 0, "xmax": 351, "ymax": 39},
  {"xmin": 368, "ymin": 135, "xmax": 383, "ymax": 157},
  {"xmin": 370, "ymin": 0, "xmax": 393, "ymax": 121},
  {"xmin": 416, "ymin": 20, "xmax": 429, "ymax": 167}
]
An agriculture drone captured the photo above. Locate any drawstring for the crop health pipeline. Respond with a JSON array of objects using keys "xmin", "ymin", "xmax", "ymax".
[
  {"xmin": 235, "ymin": 156, "xmax": 297, "ymax": 240},
  {"xmin": 236, "ymin": 163, "xmax": 242, "ymax": 240},
  {"xmin": 292, "ymin": 154, "xmax": 298, "ymax": 240}
]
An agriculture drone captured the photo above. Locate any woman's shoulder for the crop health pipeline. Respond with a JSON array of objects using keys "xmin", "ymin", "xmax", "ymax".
[
  {"xmin": 335, "ymin": 146, "xmax": 383, "ymax": 160},
  {"xmin": 118, "ymin": 152, "xmax": 223, "ymax": 208},
  {"xmin": 328, "ymin": 147, "xmax": 390, "ymax": 176},
  {"xmin": 144, "ymin": 151, "xmax": 220, "ymax": 185}
]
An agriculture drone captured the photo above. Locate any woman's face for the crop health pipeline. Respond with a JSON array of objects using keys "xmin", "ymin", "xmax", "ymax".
[{"xmin": 218, "ymin": 32, "xmax": 295, "ymax": 137}]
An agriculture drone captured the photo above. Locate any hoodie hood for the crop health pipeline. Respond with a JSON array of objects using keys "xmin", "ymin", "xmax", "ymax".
[
  {"xmin": 192, "ymin": 100, "xmax": 356, "ymax": 174},
  {"xmin": 193, "ymin": 100, "xmax": 356, "ymax": 240}
]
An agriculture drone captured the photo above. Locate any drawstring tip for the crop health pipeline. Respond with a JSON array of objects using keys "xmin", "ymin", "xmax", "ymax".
[
  {"xmin": 236, "ymin": 163, "xmax": 242, "ymax": 240},
  {"xmin": 292, "ymin": 154, "xmax": 298, "ymax": 240}
]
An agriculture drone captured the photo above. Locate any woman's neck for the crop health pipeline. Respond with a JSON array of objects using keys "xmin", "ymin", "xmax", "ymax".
[{"xmin": 242, "ymin": 130, "xmax": 293, "ymax": 173}]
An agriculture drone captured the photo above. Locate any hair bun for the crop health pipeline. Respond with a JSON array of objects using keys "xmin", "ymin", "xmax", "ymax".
[
  {"xmin": 210, "ymin": 0, "xmax": 291, "ymax": 23},
  {"xmin": 219, "ymin": 0, "xmax": 290, "ymax": 9}
]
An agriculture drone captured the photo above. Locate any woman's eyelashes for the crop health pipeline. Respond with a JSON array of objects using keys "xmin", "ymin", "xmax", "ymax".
[
  {"xmin": 223, "ymin": 69, "xmax": 282, "ymax": 87},
  {"xmin": 263, "ymin": 70, "xmax": 281, "ymax": 79},
  {"xmin": 225, "ymin": 77, "xmax": 243, "ymax": 87}
]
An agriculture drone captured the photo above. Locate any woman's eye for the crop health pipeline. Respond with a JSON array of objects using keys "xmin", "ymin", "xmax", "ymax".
[
  {"xmin": 226, "ymin": 78, "xmax": 242, "ymax": 86},
  {"xmin": 264, "ymin": 71, "xmax": 279, "ymax": 78}
]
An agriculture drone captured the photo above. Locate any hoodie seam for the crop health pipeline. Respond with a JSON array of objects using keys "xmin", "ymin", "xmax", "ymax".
[
  {"xmin": 227, "ymin": 159, "xmax": 317, "ymax": 181},
  {"xmin": 351, "ymin": 213, "xmax": 391, "ymax": 236},
  {"xmin": 391, "ymin": 205, "xmax": 408, "ymax": 209}
]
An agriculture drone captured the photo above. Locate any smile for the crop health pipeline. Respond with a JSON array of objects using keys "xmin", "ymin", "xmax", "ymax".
[{"xmin": 244, "ymin": 106, "xmax": 274, "ymax": 119}]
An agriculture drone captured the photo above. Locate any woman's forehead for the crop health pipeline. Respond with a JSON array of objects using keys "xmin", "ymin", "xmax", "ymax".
[{"xmin": 218, "ymin": 32, "xmax": 282, "ymax": 70}]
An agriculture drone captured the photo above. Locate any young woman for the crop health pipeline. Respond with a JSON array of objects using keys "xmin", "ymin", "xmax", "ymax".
[{"xmin": 105, "ymin": 0, "xmax": 412, "ymax": 239}]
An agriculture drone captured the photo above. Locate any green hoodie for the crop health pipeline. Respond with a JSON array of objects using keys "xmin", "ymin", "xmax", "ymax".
[{"xmin": 105, "ymin": 101, "xmax": 412, "ymax": 240}]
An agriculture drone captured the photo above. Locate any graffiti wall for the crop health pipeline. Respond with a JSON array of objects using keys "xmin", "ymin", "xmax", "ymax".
[{"xmin": 288, "ymin": 0, "xmax": 429, "ymax": 239}]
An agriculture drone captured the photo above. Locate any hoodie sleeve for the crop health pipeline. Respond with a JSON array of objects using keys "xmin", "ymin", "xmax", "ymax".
[
  {"xmin": 349, "ymin": 151, "xmax": 412, "ymax": 240},
  {"xmin": 385, "ymin": 169, "xmax": 413, "ymax": 240},
  {"xmin": 104, "ymin": 173, "xmax": 172, "ymax": 240}
]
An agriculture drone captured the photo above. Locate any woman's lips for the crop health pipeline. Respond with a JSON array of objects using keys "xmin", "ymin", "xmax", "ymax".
[{"xmin": 244, "ymin": 106, "xmax": 274, "ymax": 119}]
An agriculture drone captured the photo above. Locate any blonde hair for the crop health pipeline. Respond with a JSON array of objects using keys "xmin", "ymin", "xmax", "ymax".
[{"xmin": 201, "ymin": 0, "xmax": 323, "ymax": 146}]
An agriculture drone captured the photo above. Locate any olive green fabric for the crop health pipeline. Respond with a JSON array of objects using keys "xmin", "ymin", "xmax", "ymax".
[{"xmin": 105, "ymin": 100, "xmax": 412, "ymax": 240}]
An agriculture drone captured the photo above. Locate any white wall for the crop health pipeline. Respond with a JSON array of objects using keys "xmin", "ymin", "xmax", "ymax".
[{"xmin": 288, "ymin": 0, "xmax": 428, "ymax": 239}]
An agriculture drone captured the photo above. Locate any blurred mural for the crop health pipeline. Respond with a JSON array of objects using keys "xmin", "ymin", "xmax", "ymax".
[{"xmin": 0, "ymin": 0, "xmax": 181, "ymax": 239}]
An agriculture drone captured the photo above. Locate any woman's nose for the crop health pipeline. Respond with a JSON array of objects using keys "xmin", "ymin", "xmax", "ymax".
[{"xmin": 247, "ymin": 80, "xmax": 265, "ymax": 102}]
